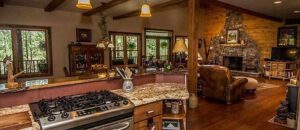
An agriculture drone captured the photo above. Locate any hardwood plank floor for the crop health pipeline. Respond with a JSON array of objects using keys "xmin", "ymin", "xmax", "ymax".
[{"xmin": 187, "ymin": 78, "xmax": 292, "ymax": 130}]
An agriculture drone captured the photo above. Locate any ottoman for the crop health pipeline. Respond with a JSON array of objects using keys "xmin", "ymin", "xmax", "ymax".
[{"xmin": 235, "ymin": 76, "xmax": 258, "ymax": 94}]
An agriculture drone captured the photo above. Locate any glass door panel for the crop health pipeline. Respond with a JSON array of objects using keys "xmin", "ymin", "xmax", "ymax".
[
  {"xmin": 112, "ymin": 35, "xmax": 124, "ymax": 66},
  {"xmin": 159, "ymin": 39, "xmax": 169, "ymax": 61},
  {"xmin": 146, "ymin": 38, "xmax": 157, "ymax": 60},
  {"xmin": 126, "ymin": 36, "xmax": 138, "ymax": 65}
]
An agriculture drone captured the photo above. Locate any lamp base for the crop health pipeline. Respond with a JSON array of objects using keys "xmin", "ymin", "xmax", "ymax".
[{"xmin": 176, "ymin": 65, "xmax": 185, "ymax": 70}]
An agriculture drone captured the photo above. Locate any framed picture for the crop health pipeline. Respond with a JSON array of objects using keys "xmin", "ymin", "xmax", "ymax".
[
  {"xmin": 76, "ymin": 28, "xmax": 92, "ymax": 42},
  {"xmin": 277, "ymin": 26, "xmax": 298, "ymax": 47},
  {"xmin": 226, "ymin": 29, "xmax": 239, "ymax": 44}
]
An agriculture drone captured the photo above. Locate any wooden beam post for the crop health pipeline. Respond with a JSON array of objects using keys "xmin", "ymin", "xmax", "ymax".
[
  {"xmin": 44, "ymin": 0, "xmax": 66, "ymax": 12},
  {"xmin": 187, "ymin": 0, "xmax": 199, "ymax": 94}
]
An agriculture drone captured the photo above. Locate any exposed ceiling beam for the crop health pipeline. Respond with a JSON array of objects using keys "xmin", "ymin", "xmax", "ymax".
[
  {"xmin": 285, "ymin": 19, "xmax": 300, "ymax": 25},
  {"xmin": 202, "ymin": 0, "xmax": 283, "ymax": 22},
  {"xmin": 83, "ymin": 0, "xmax": 130, "ymax": 16},
  {"xmin": 113, "ymin": 0, "xmax": 186, "ymax": 20},
  {"xmin": 44, "ymin": 0, "xmax": 66, "ymax": 12},
  {"xmin": 0, "ymin": 0, "xmax": 4, "ymax": 7}
]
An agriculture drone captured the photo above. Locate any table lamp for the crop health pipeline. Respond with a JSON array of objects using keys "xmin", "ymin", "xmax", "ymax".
[{"xmin": 173, "ymin": 39, "xmax": 188, "ymax": 69}]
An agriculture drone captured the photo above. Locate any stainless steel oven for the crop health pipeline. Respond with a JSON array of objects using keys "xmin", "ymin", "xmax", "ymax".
[{"xmin": 87, "ymin": 117, "xmax": 133, "ymax": 130}]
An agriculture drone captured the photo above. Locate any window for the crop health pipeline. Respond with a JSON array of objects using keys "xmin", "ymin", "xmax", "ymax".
[
  {"xmin": 109, "ymin": 32, "xmax": 141, "ymax": 67},
  {"xmin": 145, "ymin": 29, "xmax": 173, "ymax": 62},
  {"xmin": 0, "ymin": 25, "xmax": 52, "ymax": 78}
]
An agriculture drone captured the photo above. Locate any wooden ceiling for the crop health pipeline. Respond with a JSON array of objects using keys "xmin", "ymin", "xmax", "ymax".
[{"xmin": 0, "ymin": 0, "xmax": 290, "ymax": 22}]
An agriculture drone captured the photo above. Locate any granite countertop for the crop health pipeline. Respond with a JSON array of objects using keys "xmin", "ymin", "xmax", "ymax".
[
  {"xmin": 112, "ymin": 83, "xmax": 189, "ymax": 106},
  {"xmin": 0, "ymin": 83, "xmax": 189, "ymax": 129}
]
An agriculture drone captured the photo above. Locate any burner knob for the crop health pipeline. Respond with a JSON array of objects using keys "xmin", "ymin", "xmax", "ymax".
[
  {"xmin": 48, "ymin": 115, "xmax": 56, "ymax": 122},
  {"xmin": 114, "ymin": 102, "xmax": 120, "ymax": 107},
  {"xmin": 123, "ymin": 100, "xmax": 129, "ymax": 105},
  {"xmin": 61, "ymin": 112, "xmax": 69, "ymax": 118}
]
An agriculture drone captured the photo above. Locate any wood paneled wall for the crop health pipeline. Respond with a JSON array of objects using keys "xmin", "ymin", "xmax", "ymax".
[{"xmin": 203, "ymin": 5, "xmax": 284, "ymax": 66}]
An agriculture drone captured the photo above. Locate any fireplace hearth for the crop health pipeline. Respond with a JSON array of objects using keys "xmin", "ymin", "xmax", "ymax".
[{"xmin": 223, "ymin": 56, "xmax": 243, "ymax": 70}]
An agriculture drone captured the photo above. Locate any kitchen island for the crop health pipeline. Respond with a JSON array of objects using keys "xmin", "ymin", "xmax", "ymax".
[{"xmin": 0, "ymin": 83, "xmax": 189, "ymax": 130}]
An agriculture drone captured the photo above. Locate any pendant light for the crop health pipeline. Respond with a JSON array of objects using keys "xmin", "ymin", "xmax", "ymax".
[
  {"xmin": 76, "ymin": 0, "xmax": 92, "ymax": 10},
  {"xmin": 140, "ymin": 0, "xmax": 152, "ymax": 17}
]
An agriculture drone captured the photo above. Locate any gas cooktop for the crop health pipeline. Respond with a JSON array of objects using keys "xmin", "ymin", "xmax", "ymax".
[{"xmin": 29, "ymin": 90, "xmax": 134, "ymax": 130}]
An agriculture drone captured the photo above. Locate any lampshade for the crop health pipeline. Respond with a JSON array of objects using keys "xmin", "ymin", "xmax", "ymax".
[
  {"xmin": 96, "ymin": 42, "xmax": 105, "ymax": 48},
  {"xmin": 173, "ymin": 39, "xmax": 188, "ymax": 53},
  {"xmin": 198, "ymin": 53, "xmax": 203, "ymax": 61},
  {"xmin": 76, "ymin": 0, "xmax": 92, "ymax": 10},
  {"xmin": 140, "ymin": 3, "xmax": 152, "ymax": 17},
  {"xmin": 107, "ymin": 43, "xmax": 115, "ymax": 48}
]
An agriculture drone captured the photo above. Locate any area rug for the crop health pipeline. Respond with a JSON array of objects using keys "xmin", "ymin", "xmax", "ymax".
[
  {"xmin": 257, "ymin": 83, "xmax": 281, "ymax": 90},
  {"xmin": 268, "ymin": 116, "xmax": 296, "ymax": 129}
]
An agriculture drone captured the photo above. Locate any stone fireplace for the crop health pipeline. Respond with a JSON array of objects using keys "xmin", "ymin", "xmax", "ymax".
[
  {"xmin": 223, "ymin": 56, "xmax": 243, "ymax": 71},
  {"xmin": 209, "ymin": 11, "xmax": 260, "ymax": 72}
]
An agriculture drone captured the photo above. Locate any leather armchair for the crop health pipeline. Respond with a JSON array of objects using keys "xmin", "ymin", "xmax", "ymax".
[{"xmin": 198, "ymin": 65, "xmax": 248, "ymax": 104}]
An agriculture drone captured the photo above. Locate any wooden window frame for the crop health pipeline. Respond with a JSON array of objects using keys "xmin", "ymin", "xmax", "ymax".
[
  {"xmin": 0, "ymin": 24, "xmax": 53, "ymax": 79},
  {"xmin": 109, "ymin": 31, "xmax": 142, "ymax": 68},
  {"xmin": 144, "ymin": 28, "xmax": 174, "ymax": 61}
]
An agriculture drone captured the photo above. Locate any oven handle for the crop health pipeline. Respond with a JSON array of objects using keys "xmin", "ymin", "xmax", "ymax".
[{"xmin": 114, "ymin": 122, "xmax": 130, "ymax": 130}]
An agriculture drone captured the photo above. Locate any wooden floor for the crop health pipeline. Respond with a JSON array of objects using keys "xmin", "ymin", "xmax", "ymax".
[{"xmin": 187, "ymin": 78, "xmax": 292, "ymax": 130}]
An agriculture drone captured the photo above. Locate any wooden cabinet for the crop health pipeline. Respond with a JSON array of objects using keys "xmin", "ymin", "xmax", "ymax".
[
  {"xmin": 134, "ymin": 115, "xmax": 162, "ymax": 130},
  {"xmin": 133, "ymin": 100, "xmax": 187, "ymax": 130},
  {"xmin": 265, "ymin": 61, "xmax": 296, "ymax": 80},
  {"xmin": 68, "ymin": 45, "xmax": 104, "ymax": 76},
  {"xmin": 134, "ymin": 101, "xmax": 163, "ymax": 130},
  {"xmin": 0, "ymin": 112, "xmax": 32, "ymax": 130}
]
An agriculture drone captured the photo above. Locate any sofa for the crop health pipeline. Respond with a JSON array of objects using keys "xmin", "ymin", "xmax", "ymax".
[{"xmin": 198, "ymin": 65, "xmax": 248, "ymax": 104}]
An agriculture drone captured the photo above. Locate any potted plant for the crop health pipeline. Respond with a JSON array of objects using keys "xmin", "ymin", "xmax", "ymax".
[
  {"xmin": 160, "ymin": 41, "xmax": 168, "ymax": 49},
  {"xmin": 127, "ymin": 42, "xmax": 136, "ymax": 50},
  {"xmin": 38, "ymin": 60, "xmax": 47, "ymax": 73}
]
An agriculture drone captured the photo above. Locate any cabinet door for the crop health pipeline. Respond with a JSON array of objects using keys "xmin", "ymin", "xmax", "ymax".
[{"xmin": 134, "ymin": 115, "xmax": 162, "ymax": 130}]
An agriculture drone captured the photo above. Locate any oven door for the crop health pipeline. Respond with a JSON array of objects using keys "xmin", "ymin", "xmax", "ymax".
[{"xmin": 87, "ymin": 117, "xmax": 133, "ymax": 130}]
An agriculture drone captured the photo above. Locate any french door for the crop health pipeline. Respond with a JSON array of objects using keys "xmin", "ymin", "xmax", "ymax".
[{"xmin": 145, "ymin": 37, "xmax": 171, "ymax": 62}]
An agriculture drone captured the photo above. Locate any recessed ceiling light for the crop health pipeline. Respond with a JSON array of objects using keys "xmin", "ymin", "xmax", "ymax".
[
  {"xmin": 294, "ymin": 10, "xmax": 300, "ymax": 14},
  {"xmin": 273, "ymin": 0, "xmax": 282, "ymax": 4}
]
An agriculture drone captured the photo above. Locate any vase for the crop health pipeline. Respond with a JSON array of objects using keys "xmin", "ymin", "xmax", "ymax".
[
  {"xmin": 189, "ymin": 93, "xmax": 198, "ymax": 108},
  {"xmin": 122, "ymin": 78, "xmax": 134, "ymax": 93}
]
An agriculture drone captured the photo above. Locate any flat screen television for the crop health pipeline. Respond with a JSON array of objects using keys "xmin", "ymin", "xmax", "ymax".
[{"xmin": 271, "ymin": 47, "xmax": 299, "ymax": 61}]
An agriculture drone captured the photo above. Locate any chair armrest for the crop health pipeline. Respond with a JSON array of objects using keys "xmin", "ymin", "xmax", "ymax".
[{"xmin": 228, "ymin": 78, "xmax": 248, "ymax": 90}]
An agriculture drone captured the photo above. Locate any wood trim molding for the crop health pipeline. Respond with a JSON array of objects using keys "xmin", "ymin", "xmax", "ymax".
[
  {"xmin": 201, "ymin": 0, "xmax": 283, "ymax": 22},
  {"xmin": 44, "ymin": 0, "xmax": 66, "ymax": 12},
  {"xmin": 83, "ymin": 0, "xmax": 130, "ymax": 16},
  {"xmin": 113, "ymin": 0, "xmax": 186, "ymax": 20}
]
